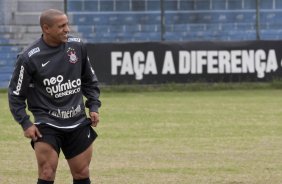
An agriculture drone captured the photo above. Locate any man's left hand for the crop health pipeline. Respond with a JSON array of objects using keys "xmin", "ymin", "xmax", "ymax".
[{"xmin": 89, "ymin": 111, "xmax": 99, "ymax": 127}]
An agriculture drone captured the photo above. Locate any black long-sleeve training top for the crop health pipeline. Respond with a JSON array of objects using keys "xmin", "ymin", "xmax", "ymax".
[{"xmin": 8, "ymin": 36, "xmax": 101, "ymax": 131}]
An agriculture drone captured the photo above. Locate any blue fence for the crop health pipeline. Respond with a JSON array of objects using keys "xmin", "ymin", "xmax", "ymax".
[
  {"xmin": 0, "ymin": 46, "xmax": 21, "ymax": 88},
  {"xmin": 1, "ymin": 0, "xmax": 282, "ymax": 88},
  {"xmin": 67, "ymin": 0, "xmax": 282, "ymax": 42}
]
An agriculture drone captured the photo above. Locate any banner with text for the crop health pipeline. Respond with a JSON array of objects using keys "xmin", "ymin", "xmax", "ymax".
[{"xmin": 86, "ymin": 41, "xmax": 282, "ymax": 84}]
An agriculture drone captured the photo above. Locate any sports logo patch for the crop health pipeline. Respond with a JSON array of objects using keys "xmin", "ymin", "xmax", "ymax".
[
  {"xmin": 28, "ymin": 47, "xmax": 40, "ymax": 57},
  {"xmin": 67, "ymin": 47, "xmax": 78, "ymax": 64},
  {"xmin": 68, "ymin": 37, "xmax": 81, "ymax": 42}
]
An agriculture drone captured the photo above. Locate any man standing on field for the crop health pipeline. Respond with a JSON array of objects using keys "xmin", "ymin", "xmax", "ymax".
[{"xmin": 8, "ymin": 9, "xmax": 101, "ymax": 184}]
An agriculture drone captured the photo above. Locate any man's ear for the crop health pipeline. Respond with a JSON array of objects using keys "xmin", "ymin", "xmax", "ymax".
[{"xmin": 42, "ymin": 24, "xmax": 50, "ymax": 33}]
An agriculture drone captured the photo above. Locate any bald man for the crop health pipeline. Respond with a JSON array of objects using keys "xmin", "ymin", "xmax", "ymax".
[{"xmin": 8, "ymin": 9, "xmax": 101, "ymax": 184}]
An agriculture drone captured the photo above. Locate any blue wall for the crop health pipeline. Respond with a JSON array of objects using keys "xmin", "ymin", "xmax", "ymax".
[
  {"xmin": 0, "ymin": 46, "xmax": 21, "ymax": 88},
  {"xmin": 1, "ymin": 0, "xmax": 282, "ymax": 88},
  {"xmin": 67, "ymin": 0, "xmax": 282, "ymax": 42}
]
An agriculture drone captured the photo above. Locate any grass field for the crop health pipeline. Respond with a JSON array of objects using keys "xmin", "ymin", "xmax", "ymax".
[{"xmin": 1, "ymin": 89, "xmax": 282, "ymax": 184}]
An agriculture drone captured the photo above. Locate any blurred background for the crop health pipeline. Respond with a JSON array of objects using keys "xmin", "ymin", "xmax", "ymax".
[{"xmin": 0, "ymin": 0, "xmax": 281, "ymax": 87}]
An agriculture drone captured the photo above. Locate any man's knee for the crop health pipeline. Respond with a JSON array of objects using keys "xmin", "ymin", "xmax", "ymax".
[
  {"xmin": 39, "ymin": 164, "xmax": 57, "ymax": 181},
  {"xmin": 68, "ymin": 145, "xmax": 92, "ymax": 179},
  {"xmin": 35, "ymin": 142, "xmax": 58, "ymax": 181},
  {"xmin": 72, "ymin": 166, "xmax": 90, "ymax": 179}
]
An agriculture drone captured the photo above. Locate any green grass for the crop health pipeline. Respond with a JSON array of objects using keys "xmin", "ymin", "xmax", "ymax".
[{"xmin": 1, "ymin": 89, "xmax": 282, "ymax": 184}]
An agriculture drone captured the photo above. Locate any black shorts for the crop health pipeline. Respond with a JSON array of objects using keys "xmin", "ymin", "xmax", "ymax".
[{"xmin": 31, "ymin": 124, "xmax": 97, "ymax": 159}]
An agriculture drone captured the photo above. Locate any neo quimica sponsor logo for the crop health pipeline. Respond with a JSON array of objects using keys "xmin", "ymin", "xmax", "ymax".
[{"xmin": 43, "ymin": 75, "xmax": 81, "ymax": 98}]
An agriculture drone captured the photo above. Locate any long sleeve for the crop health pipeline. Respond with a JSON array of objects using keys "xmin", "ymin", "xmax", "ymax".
[
  {"xmin": 81, "ymin": 44, "xmax": 101, "ymax": 113},
  {"xmin": 8, "ymin": 55, "xmax": 33, "ymax": 130}
]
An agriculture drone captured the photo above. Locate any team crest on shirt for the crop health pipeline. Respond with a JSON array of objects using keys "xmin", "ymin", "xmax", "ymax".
[{"xmin": 67, "ymin": 47, "xmax": 78, "ymax": 64}]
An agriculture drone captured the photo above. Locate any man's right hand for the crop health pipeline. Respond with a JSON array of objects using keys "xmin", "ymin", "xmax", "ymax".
[{"xmin": 24, "ymin": 125, "xmax": 42, "ymax": 141}]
